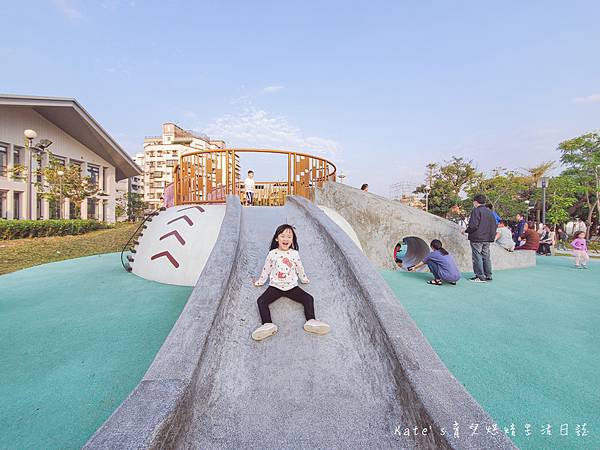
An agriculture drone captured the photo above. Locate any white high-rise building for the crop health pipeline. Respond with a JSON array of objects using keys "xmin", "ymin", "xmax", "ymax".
[{"xmin": 141, "ymin": 123, "xmax": 226, "ymax": 210}]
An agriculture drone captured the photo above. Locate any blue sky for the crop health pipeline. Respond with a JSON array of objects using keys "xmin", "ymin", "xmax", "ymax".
[{"xmin": 2, "ymin": 1, "xmax": 600, "ymax": 195}]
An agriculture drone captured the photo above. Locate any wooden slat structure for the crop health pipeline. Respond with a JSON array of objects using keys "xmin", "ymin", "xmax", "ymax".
[{"xmin": 173, "ymin": 149, "xmax": 336, "ymax": 206}]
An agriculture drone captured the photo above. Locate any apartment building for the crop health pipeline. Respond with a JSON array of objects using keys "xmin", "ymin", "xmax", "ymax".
[
  {"xmin": 141, "ymin": 123, "xmax": 227, "ymax": 210},
  {"xmin": 0, "ymin": 95, "xmax": 140, "ymax": 222}
]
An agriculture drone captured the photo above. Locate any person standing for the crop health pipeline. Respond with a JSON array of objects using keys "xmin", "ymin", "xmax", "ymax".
[
  {"xmin": 244, "ymin": 170, "xmax": 255, "ymax": 206},
  {"xmin": 464, "ymin": 194, "xmax": 497, "ymax": 283}
]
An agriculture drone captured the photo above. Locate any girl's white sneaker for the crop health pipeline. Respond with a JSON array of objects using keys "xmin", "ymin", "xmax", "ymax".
[
  {"xmin": 303, "ymin": 319, "xmax": 330, "ymax": 335},
  {"xmin": 251, "ymin": 323, "xmax": 278, "ymax": 341}
]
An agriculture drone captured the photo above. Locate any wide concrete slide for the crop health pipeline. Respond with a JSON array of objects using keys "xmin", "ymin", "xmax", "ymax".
[
  {"xmin": 85, "ymin": 196, "xmax": 516, "ymax": 449},
  {"xmin": 316, "ymin": 181, "xmax": 536, "ymax": 272}
]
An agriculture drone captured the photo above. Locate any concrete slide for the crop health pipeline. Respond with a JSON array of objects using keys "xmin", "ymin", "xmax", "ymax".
[{"xmin": 85, "ymin": 196, "xmax": 516, "ymax": 449}]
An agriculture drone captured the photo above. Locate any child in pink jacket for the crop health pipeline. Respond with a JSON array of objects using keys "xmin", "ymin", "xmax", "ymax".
[{"xmin": 571, "ymin": 231, "xmax": 589, "ymax": 269}]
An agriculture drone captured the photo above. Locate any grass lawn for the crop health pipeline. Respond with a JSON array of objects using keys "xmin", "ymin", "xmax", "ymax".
[{"xmin": 0, "ymin": 222, "xmax": 139, "ymax": 275}]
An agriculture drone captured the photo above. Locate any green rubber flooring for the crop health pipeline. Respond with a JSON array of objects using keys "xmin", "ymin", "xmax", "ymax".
[
  {"xmin": 0, "ymin": 253, "xmax": 191, "ymax": 450},
  {"xmin": 382, "ymin": 255, "xmax": 599, "ymax": 450}
]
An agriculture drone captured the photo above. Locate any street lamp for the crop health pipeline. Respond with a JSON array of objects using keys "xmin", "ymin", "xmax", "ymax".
[
  {"xmin": 24, "ymin": 129, "xmax": 38, "ymax": 220},
  {"xmin": 424, "ymin": 184, "xmax": 431, "ymax": 212},
  {"xmin": 537, "ymin": 176, "xmax": 550, "ymax": 225},
  {"xmin": 57, "ymin": 169, "xmax": 64, "ymax": 219}
]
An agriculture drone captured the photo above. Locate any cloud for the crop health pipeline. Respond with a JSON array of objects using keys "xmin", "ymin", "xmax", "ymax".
[
  {"xmin": 202, "ymin": 101, "xmax": 340, "ymax": 158},
  {"xmin": 53, "ymin": 0, "xmax": 82, "ymax": 19},
  {"xmin": 262, "ymin": 85, "xmax": 285, "ymax": 94},
  {"xmin": 573, "ymin": 94, "xmax": 600, "ymax": 104}
]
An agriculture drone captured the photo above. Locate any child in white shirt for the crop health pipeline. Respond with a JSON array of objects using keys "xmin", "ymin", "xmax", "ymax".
[
  {"xmin": 244, "ymin": 170, "xmax": 255, "ymax": 206},
  {"xmin": 252, "ymin": 224, "xmax": 330, "ymax": 341}
]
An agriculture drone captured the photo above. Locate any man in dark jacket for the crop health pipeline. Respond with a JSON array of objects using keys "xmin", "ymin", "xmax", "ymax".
[{"xmin": 464, "ymin": 194, "xmax": 497, "ymax": 282}]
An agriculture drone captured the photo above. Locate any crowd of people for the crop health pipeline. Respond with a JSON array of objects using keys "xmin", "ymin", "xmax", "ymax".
[{"xmin": 387, "ymin": 190, "xmax": 593, "ymax": 286}]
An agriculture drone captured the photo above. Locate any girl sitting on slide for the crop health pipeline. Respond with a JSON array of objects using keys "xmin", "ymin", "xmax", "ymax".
[
  {"xmin": 408, "ymin": 239, "xmax": 461, "ymax": 286},
  {"xmin": 252, "ymin": 224, "xmax": 330, "ymax": 341}
]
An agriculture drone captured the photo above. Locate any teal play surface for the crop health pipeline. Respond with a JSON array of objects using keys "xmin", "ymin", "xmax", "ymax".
[
  {"xmin": 382, "ymin": 256, "xmax": 599, "ymax": 450},
  {"xmin": 0, "ymin": 253, "xmax": 191, "ymax": 449}
]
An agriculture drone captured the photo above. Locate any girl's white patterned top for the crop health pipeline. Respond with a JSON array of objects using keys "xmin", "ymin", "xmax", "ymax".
[{"xmin": 256, "ymin": 249, "xmax": 309, "ymax": 291}]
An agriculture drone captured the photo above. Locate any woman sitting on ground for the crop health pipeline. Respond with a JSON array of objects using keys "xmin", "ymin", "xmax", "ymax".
[{"xmin": 407, "ymin": 239, "xmax": 461, "ymax": 286}]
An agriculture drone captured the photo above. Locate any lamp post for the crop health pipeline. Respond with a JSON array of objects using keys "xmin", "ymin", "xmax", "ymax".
[
  {"xmin": 424, "ymin": 184, "xmax": 431, "ymax": 212},
  {"xmin": 24, "ymin": 129, "xmax": 38, "ymax": 220},
  {"xmin": 540, "ymin": 176, "xmax": 549, "ymax": 225},
  {"xmin": 57, "ymin": 170, "xmax": 64, "ymax": 219}
]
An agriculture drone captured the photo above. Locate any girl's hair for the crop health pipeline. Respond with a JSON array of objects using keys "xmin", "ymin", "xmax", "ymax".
[
  {"xmin": 574, "ymin": 231, "xmax": 585, "ymax": 239},
  {"xmin": 360, "ymin": 183, "xmax": 368, "ymax": 190},
  {"xmin": 430, "ymin": 239, "xmax": 448, "ymax": 255},
  {"xmin": 270, "ymin": 224, "xmax": 299, "ymax": 250}
]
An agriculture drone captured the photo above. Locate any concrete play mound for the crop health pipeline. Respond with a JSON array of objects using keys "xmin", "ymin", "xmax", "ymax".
[
  {"xmin": 130, "ymin": 204, "xmax": 226, "ymax": 286},
  {"xmin": 85, "ymin": 195, "xmax": 515, "ymax": 449},
  {"xmin": 316, "ymin": 182, "xmax": 536, "ymax": 272}
]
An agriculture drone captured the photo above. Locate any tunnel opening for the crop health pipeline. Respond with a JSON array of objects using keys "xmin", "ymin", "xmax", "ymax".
[{"xmin": 393, "ymin": 236, "xmax": 430, "ymax": 271}]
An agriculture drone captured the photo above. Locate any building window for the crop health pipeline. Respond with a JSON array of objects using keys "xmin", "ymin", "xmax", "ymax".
[
  {"xmin": 13, "ymin": 146, "xmax": 23, "ymax": 166},
  {"xmin": 87, "ymin": 198, "xmax": 98, "ymax": 219},
  {"xmin": 87, "ymin": 165, "xmax": 100, "ymax": 185},
  {"xmin": 69, "ymin": 201, "xmax": 78, "ymax": 219},
  {"xmin": 49, "ymin": 199, "xmax": 60, "ymax": 219},
  {"xmin": 70, "ymin": 160, "xmax": 82, "ymax": 173},
  {"xmin": 0, "ymin": 191, "xmax": 7, "ymax": 219},
  {"xmin": 13, "ymin": 192, "xmax": 21, "ymax": 219},
  {"xmin": 0, "ymin": 143, "xmax": 7, "ymax": 177},
  {"xmin": 36, "ymin": 197, "xmax": 44, "ymax": 219},
  {"xmin": 166, "ymin": 159, "xmax": 176, "ymax": 167}
]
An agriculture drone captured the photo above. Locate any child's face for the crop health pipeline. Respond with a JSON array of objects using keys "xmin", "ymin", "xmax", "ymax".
[
  {"xmin": 277, "ymin": 228, "xmax": 294, "ymax": 250},
  {"xmin": 248, "ymin": 172, "xmax": 254, "ymax": 179}
]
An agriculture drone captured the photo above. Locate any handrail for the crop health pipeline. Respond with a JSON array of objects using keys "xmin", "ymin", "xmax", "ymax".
[
  {"xmin": 119, "ymin": 208, "xmax": 165, "ymax": 272},
  {"xmin": 173, "ymin": 148, "xmax": 336, "ymax": 206}
]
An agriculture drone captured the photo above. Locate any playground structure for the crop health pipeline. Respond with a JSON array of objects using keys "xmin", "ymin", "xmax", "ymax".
[
  {"xmin": 100, "ymin": 148, "xmax": 530, "ymax": 448},
  {"xmin": 173, "ymin": 148, "xmax": 337, "ymax": 205}
]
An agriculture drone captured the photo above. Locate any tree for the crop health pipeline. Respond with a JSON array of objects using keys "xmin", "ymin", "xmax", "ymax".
[
  {"xmin": 523, "ymin": 161, "xmax": 556, "ymax": 223},
  {"xmin": 36, "ymin": 154, "xmax": 99, "ymax": 218},
  {"xmin": 126, "ymin": 192, "xmax": 147, "ymax": 221},
  {"xmin": 545, "ymin": 175, "xmax": 580, "ymax": 228},
  {"xmin": 414, "ymin": 157, "xmax": 481, "ymax": 217},
  {"xmin": 558, "ymin": 132, "xmax": 600, "ymax": 237},
  {"xmin": 467, "ymin": 168, "xmax": 529, "ymax": 220}
]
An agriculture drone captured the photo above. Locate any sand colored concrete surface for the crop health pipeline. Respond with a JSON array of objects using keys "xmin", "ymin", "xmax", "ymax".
[
  {"xmin": 86, "ymin": 196, "xmax": 515, "ymax": 449},
  {"xmin": 316, "ymin": 182, "xmax": 535, "ymax": 272}
]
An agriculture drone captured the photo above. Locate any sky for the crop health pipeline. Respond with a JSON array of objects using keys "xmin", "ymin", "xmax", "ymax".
[{"xmin": 2, "ymin": 0, "xmax": 600, "ymax": 196}]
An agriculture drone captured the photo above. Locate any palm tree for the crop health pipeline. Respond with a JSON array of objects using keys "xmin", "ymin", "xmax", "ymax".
[{"xmin": 523, "ymin": 161, "xmax": 556, "ymax": 222}]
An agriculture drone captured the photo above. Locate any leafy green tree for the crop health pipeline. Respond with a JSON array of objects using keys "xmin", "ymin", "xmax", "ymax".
[
  {"xmin": 545, "ymin": 175, "xmax": 580, "ymax": 228},
  {"xmin": 414, "ymin": 157, "xmax": 480, "ymax": 217},
  {"xmin": 467, "ymin": 168, "xmax": 529, "ymax": 220},
  {"xmin": 36, "ymin": 154, "xmax": 99, "ymax": 219},
  {"xmin": 126, "ymin": 192, "xmax": 147, "ymax": 221},
  {"xmin": 558, "ymin": 132, "xmax": 600, "ymax": 237}
]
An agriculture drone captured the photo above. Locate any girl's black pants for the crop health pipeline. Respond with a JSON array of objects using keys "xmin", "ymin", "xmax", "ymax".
[{"xmin": 257, "ymin": 285, "xmax": 315, "ymax": 324}]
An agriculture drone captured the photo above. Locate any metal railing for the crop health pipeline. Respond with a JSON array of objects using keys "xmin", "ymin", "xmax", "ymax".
[{"xmin": 173, "ymin": 148, "xmax": 336, "ymax": 206}]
